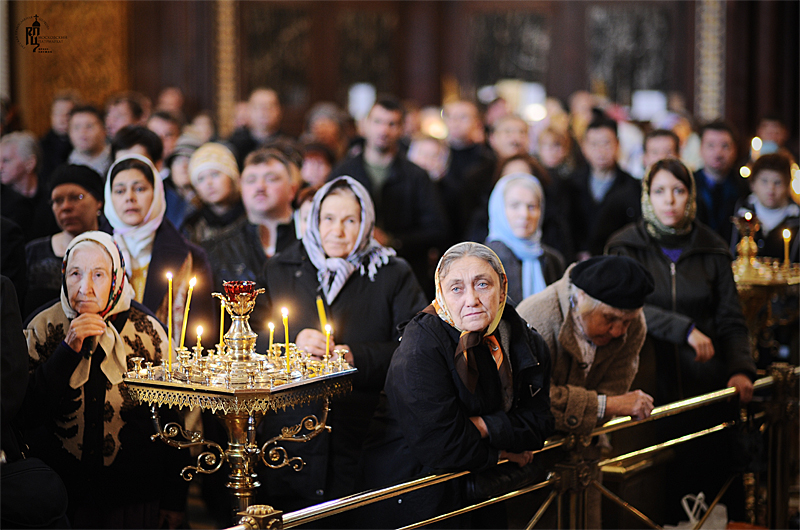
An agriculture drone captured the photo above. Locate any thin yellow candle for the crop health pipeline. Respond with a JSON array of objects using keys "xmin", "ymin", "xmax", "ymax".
[
  {"xmin": 281, "ymin": 307, "xmax": 289, "ymax": 343},
  {"xmin": 325, "ymin": 324, "xmax": 332, "ymax": 360},
  {"xmin": 179, "ymin": 277, "xmax": 196, "ymax": 349},
  {"xmin": 268, "ymin": 322, "xmax": 274, "ymax": 350},
  {"xmin": 783, "ymin": 229, "xmax": 791, "ymax": 267},
  {"xmin": 166, "ymin": 272, "xmax": 173, "ymax": 371},
  {"xmin": 316, "ymin": 296, "xmax": 328, "ymax": 330},
  {"xmin": 219, "ymin": 299, "xmax": 225, "ymax": 348},
  {"xmin": 196, "ymin": 325, "xmax": 203, "ymax": 350}
]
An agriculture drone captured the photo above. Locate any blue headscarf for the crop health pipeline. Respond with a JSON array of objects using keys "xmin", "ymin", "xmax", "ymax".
[{"xmin": 487, "ymin": 173, "xmax": 547, "ymax": 298}]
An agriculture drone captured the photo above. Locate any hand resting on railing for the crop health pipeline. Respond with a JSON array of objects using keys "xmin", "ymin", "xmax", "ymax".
[{"xmin": 606, "ymin": 389, "xmax": 654, "ymax": 420}]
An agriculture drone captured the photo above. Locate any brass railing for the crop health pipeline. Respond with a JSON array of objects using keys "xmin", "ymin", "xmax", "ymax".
[{"xmin": 228, "ymin": 363, "xmax": 799, "ymax": 530}]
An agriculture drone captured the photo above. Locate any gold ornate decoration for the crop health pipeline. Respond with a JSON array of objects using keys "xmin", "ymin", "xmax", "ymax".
[
  {"xmin": 150, "ymin": 405, "xmax": 226, "ymax": 480},
  {"xmin": 216, "ymin": 0, "xmax": 238, "ymax": 139},
  {"xmin": 261, "ymin": 399, "xmax": 331, "ymax": 471},
  {"xmin": 695, "ymin": 0, "xmax": 726, "ymax": 121}
]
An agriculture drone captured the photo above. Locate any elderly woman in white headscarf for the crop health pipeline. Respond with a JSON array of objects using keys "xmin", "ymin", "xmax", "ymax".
[
  {"xmin": 255, "ymin": 176, "xmax": 427, "ymax": 512},
  {"xmin": 22, "ymin": 231, "xmax": 189, "ymax": 529},
  {"xmin": 104, "ymin": 154, "xmax": 214, "ymax": 350},
  {"xmin": 486, "ymin": 173, "xmax": 565, "ymax": 305}
]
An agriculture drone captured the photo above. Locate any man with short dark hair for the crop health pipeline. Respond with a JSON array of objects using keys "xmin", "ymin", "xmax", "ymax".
[
  {"xmin": 1, "ymin": 132, "xmax": 59, "ymax": 241},
  {"xmin": 111, "ymin": 125, "xmax": 164, "ymax": 165},
  {"xmin": 642, "ymin": 128, "xmax": 680, "ymax": 170},
  {"xmin": 67, "ymin": 106, "xmax": 112, "ymax": 177},
  {"xmin": 568, "ymin": 116, "xmax": 641, "ymax": 257},
  {"xmin": 228, "ymin": 88, "xmax": 287, "ymax": 169},
  {"xmin": 695, "ymin": 120, "xmax": 747, "ymax": 243},
  {"xmin": 147, "ymin": 111, "xmax": 181, "ymax": 163},
  {"xmin": 328, "ymin": 98, "xmax": 448, "ymax": 295},
  {"xmin": 105, "ymin": 93, "xmax": 145, "ymax": 139}
]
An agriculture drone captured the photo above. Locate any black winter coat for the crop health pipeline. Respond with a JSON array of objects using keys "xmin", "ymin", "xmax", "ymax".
[
  {"xmin": 606, "ymin": 221, "xmax": 756, "ymax": 404},
  {"xmin": 486, "ymin": 240, "xmax": 565, "ymax": 306},
  {"xmin": 255, "ymin": 241, "xmax": 427, "ymax": 508},
  {"xmin": 360, "ymin": 305, "xmax": 554, "ymax": 528}
]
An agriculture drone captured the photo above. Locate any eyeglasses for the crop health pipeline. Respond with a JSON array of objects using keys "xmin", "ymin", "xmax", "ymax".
[{"xmin": 50, "ymin": 193, "xmax": 85, "ymax": 207}]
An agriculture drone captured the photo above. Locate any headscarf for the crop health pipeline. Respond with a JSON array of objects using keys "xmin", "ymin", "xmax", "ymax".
[
  {"xmin": 104, "ymin": 154, "xmax": 166, "ymax": 277},
  {"xmin": 641, "ymin": 159, "xmax": 697, "ymax": 242},
  {"xmin": 188, "ymin": 142, "xmax": 240, "ymax": 190},
  {"xmin": 59, "ymin": 231, "xmax": 136, "ymax": 388},
  {"xmin": 430, "ymin": 242, "xmax": 509, "ymax": 394},
  {"xmin": 302, "ymin": 176, "xmax": 396, "ymax": 305},
  {"xmin": 487, "ymin": 172, "xmax": 547, "ymax": 298}
]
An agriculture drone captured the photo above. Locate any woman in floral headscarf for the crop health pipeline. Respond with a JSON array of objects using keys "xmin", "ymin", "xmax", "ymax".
[
  {"xmin": 255, "ymin": 176, "xmax": 427, "ymax": 513},
  {"xmin": 22, "ymin": 231, "xmax": 188, "ymax": 528},
  {"xmin": 360, "ymin": 241, "xmax": 554, "ymax": 528}
]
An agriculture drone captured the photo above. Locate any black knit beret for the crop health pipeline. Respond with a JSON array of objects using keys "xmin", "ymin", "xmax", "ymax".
[
  {"xmin": 570, "ymin": 256, "xmax": 655, "ymax": 309},
  {"xmin": 49, "ymin": 164, "xmax": 104, "ymax": 201}
]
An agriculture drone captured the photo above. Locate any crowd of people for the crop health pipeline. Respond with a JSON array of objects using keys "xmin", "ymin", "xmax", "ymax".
[{"xmin": 0, "ymin": 84, "xmax": 798, "ymax": 529}]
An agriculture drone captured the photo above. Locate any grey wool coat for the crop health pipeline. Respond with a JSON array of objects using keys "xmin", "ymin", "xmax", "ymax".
[{"xmin": 517, "ymin": 266, "xmax": 646, "ymax": 435}]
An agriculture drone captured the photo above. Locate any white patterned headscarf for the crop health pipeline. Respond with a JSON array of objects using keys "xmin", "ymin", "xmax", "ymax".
[
  {"xmin": 60, "ymin": 231, "xmax": 136, "ymax": 388},
  {"xmin": 302, "ymin": 176, "xmax": 396, "ymax": 304}
]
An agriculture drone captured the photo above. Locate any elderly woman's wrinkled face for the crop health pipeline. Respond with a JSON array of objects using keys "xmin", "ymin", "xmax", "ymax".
[
  {"xmin": 66, "ymin": 244, "xmax": 113, "ymax": 314},
  {"xmin": 442, "ymin": 256, "xmax": 502, "ymax": 332},
  {"xmin": 504, "ymin": 181, "xmax": 541, "ymax": 239},
  {"xmin": 319, "ymin": 191, "xmax": 361, "ymax": 258},
  {"xmin": 111, "ymin": 168, "xmax": 154, "ymax": 226}
]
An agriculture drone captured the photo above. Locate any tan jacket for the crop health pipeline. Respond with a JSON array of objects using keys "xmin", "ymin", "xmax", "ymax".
[{"xmin": 517, "ymin": 266, "xmax": 646, "ymax": 435}]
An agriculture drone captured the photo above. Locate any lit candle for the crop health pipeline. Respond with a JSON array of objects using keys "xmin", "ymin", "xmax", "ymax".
[
  {"xmin": 219, "ymin": 299, "xmax": 225, "ymax": 349},
  {"xmin": 744, "ymin": 211, "xmax": 752, "ymax": 222},
  {"xmin": 752, "ymin": 136, "xmax": 762, "ymax": 160},
  {"xmin": 783, "ymin": 229, "xmax": 791, "ymax": 267},
  {"xmin": 325, "ymin": 324, "xmax": 332, "ymax": 361},
  {"xmin": 196, "ymin": 325, "xmax": 203, "ymax": 350},
  {"xmin": 166, "ymin": 272, "xmax": 173, "ymax": 372},
  {"xmin": 281, "ymin": 307, "xmax": 289, "ymax": 344},
  {"xmin": 179, "ymin": 277, "xmax": 196, "ymax": 350},
  {"xmin": 316, "ymin": 296, "xmax": 328, "ymax": 330},
  {"xmin": 268, "ymin": 322, "xmax": 274, "ymax": 350}
]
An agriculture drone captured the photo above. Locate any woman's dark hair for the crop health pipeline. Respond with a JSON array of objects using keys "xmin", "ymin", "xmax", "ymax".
[
  {"xmin": 109, "ymin": 158, "xmax": 156, "ymax": 186},
  {"xmin": 494, "ymin": 153, "xmax": 552, "ymax": 188},
  {"xmin": 647, "ymin": 157, "xmax": 693, "ymax": 191},
  {"xmin": 751, "ymin": 152, "xmax": 792, "ymax": 184}
]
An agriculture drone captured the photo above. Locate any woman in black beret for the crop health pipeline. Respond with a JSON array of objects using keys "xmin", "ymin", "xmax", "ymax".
[{"xmin": 23, "ymin": 164, "xmax": 108, "ymax": 318}]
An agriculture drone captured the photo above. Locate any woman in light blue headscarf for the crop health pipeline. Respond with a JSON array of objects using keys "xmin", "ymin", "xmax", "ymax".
[{"xmin": 486, "ymin": 172, "xmax": 565, "ymax": 305}]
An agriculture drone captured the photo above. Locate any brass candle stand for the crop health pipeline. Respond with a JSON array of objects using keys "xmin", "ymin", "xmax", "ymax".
[
  {"xmin": 732, "ymin": 214, "xmax": 799, "ymax": 361},
  {"xmin": 122, "ymin": 281, "xmax": 356, "ymax": 522}
]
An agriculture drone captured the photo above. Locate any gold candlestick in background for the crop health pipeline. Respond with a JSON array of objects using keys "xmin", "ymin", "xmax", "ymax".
[
  {"xmin": 197, "ymin": 325, "xmax": 203, "ymax": 350},
  {"xmin": 166, "ymin": 272, "xmax": 173, "ymax": 372},
  {"xmin": 179, "ymin": 277, "xmax": 197, "ymax": 350},
  {"xmin": 219, "ymin": 299, "xmax": 225, "ymax": 349}
]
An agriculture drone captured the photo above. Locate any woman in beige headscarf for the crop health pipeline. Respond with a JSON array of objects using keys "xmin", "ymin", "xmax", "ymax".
[{"xmin": 22, "ymin": 231, "xmax": 189, "ymax": 528}]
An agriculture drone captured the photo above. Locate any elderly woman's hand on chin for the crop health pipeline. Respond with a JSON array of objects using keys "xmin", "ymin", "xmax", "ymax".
[{"xmin": 65, "ymin": 314, "xmax": 107, "ymax": 352}]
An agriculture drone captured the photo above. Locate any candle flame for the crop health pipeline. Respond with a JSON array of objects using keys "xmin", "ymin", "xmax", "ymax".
[
  {"xmin": 784, "ymin": 229, "xmax": 791, "ymax": 241},
  {"xmin": 744, "ymin": 212, "xmax": 752, "ymax": 221},
  {"xmin": 166, "ymin": 272, "xmax": 172, "ymax": 280},
  {"xmin": 751, "ymin": 137, "xmax": 763, "ymax": 151},
  {"xmin": 189, "ymin": 277, "xmax": 197, "ymax": 288},
  {"xmin": 325, "ymin": 324, "xmax": 332, "ymax": 333},
  {"xmin": 268, "ymin": 322, "xmax": 274, "ymax": 330},
  {"xmin": 197, "ymin": 325, "xmax": 203, "ymax": 337},
  {"xmin": 281, "ymin": 307, "xmax": 288, "ymax": 317}
]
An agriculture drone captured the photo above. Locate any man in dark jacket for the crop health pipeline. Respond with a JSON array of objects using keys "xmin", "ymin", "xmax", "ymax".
[
  {"xmin": 328, "ymin": 97, "xmax": 448, "ymax": 296},
  {"xmin": 567, "ymin": 116, "xmax": 641, "ymax": 257},
  {"xmin": 694, "ymin": 120, "xmax": 749, "ymax": 244}
]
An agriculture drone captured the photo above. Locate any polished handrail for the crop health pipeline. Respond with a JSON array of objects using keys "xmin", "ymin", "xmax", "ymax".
[{"xmin": 263, "ymin": 368, "xmax": 796, "ymax": 529}]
